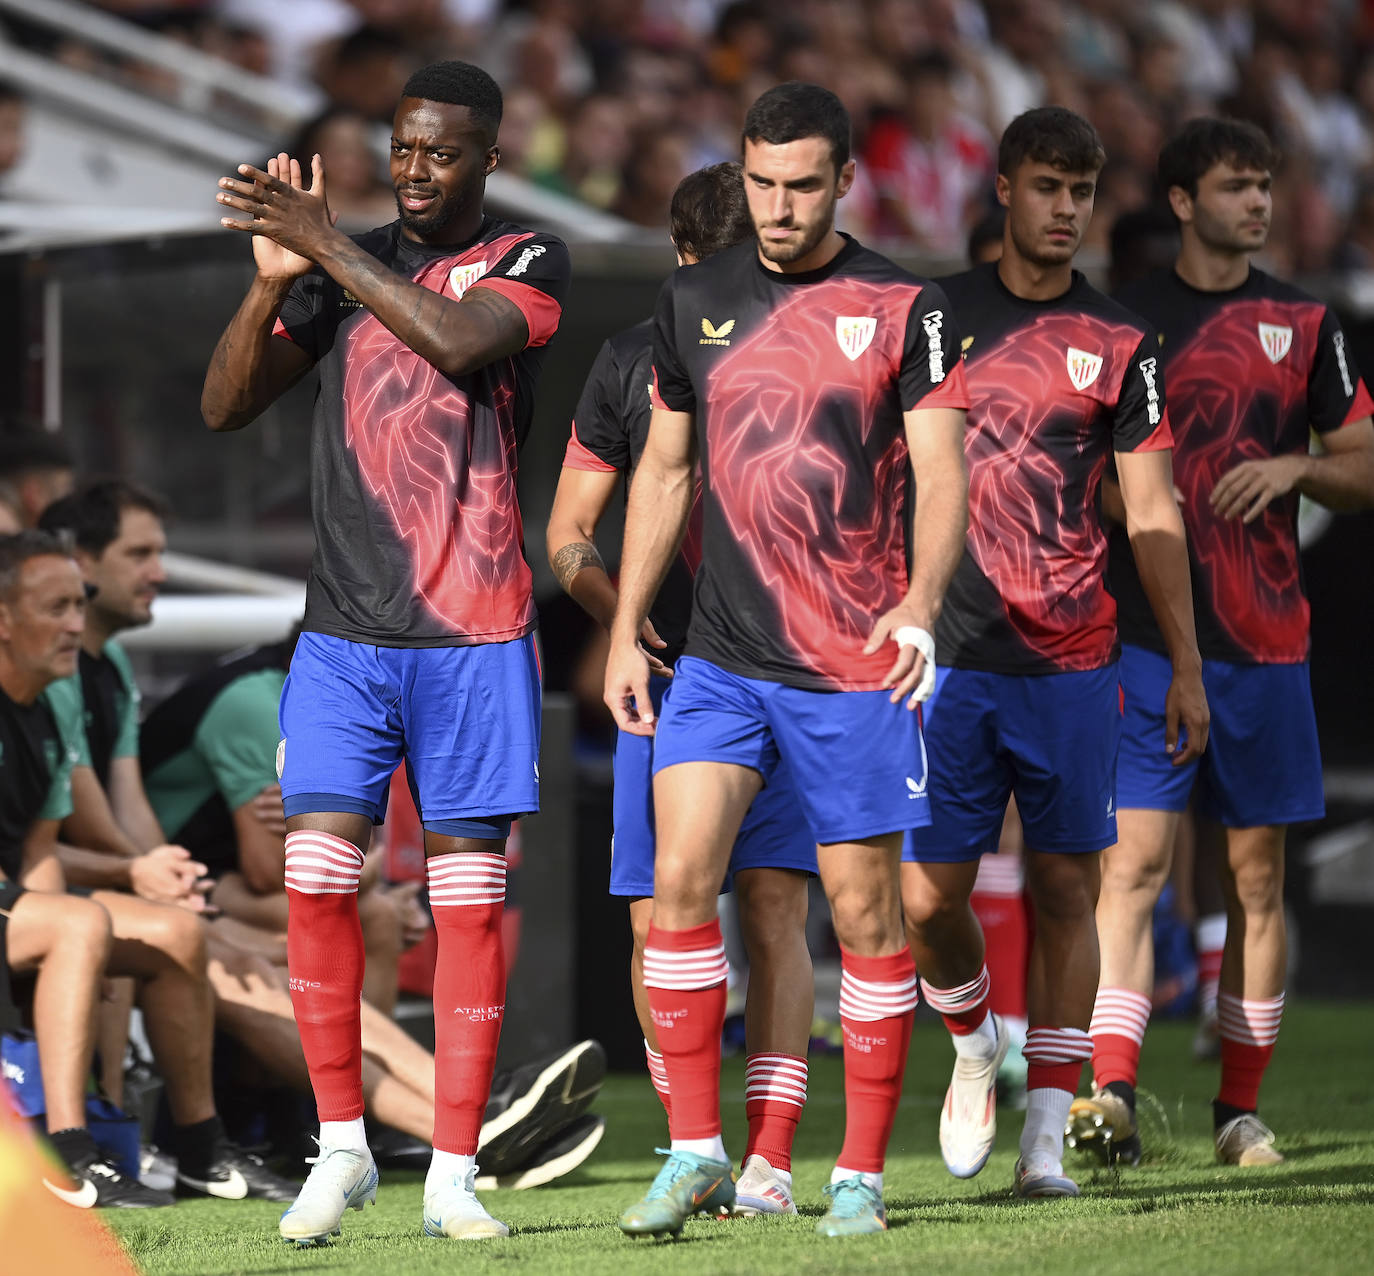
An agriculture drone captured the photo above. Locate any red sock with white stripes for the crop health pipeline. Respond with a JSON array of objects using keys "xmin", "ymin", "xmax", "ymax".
[
  {"xmin": 835, "ymin": 947, "xmax": 918, "ymax": 1179},
  {"xmin": 1195, "ymin": 914, "xmax": 1227, "ymax": 1018},
  {"xmin": 429, "ymin": 851, "xmax": 507, "ymax": 1155},
  {"xmin": 645, "ymin": 1041, "xmax": 672, "ymax": 1123},
  {"xmin": 285, "ymin": 830, "xmax": 366, "ymax": 1124},
  {"xmin": 1217, "ymin": 991, "xmax": 1283, "ymax": 1112},
  {"xmin": 921, "ymin": 967, "xmax": 998, "ymax": 1058},
  {"xmin": 744, "ymin": 1053, "xmax": 807, "ymax": 1171},
  {"xmin": 1021, "ymin": 1026, "xmax": 1093, "ymax": 1170},
  {"xmin": 643, "ymin": 920, "xmax": 729, "ymax": 1149},
  {"xmin": 971, "ymin": 854, "xmax": 1029, "ymax": 1025},
  {"xmin": 1090, "ymin": 987, "xmax": 1151, "ymax": 1090}
]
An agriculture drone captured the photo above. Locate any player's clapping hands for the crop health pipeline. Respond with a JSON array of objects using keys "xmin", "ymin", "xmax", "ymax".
[
  {"xmin": 217, "ymin": 152, "xmax": 336, "ymax": 277},
  {"xmin": 1210, "ymin": 455, "xmax": 1307, "ymax": 523}
]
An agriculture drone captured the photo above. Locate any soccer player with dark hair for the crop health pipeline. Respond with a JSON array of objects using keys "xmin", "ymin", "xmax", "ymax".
[
  {"xmin": 1073, "ymin": 117, "xmax": 1374, "ymax": 1169},
  {"xmin": 0, "ymin": 428, "xmax": 74, "ymax": 530},
  {"xmin": 898, "ymin": 106, "xmax": 1208, "ymax": 1198},
  {"xmin": 605, "ymin": 81, "xmax": 970, "ymax": 1238},
  {"xmin": 548, "ymin": 161, "xmax": 815, "ymax": 1217},
  {"xmin": 203, "ymin": 58, "xmax": 571, "ymax": 1243}
]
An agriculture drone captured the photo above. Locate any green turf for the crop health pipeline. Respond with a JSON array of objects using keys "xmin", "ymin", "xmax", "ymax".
[{"xmin": 110, "ymin": 1001, "xmax": 1374, "ymax": 1275}]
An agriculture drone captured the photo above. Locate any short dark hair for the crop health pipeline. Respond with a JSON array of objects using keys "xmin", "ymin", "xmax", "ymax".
[
  {"xmin": 401, "ymin": 60, "xmax": 503, "ymax": 145},
  {"xmin": 998, "ymin": 106, "xmax": 1106, "ymax": 178},
  {"xmin": 0, "ymin": 428, "xmax": 74, "ymax": 481},
  {"xmin": 0, "ymin": 529, "xmax": 70, "ymax": 601},
  {"xmin": 670, "ymin": 162, "xmax": 752, "ymax": 261},
  {"xmin": 743, "ymin": 81, "xmax": 851, "ymax": 172},
  {"xmin": 37, "ymin": 478, "xmax": 169, "ymax": 557},
  {"xmin": 966, "ymin": 205, "xmax": 1006, "ymax": 263},
  {"xmin": 1158, "ymin": 117, "xmax": 1277, "ymax": 198}
]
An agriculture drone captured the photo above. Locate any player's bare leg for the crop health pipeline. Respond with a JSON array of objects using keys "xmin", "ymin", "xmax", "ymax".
[
  {"xmin": 733, "ymin": 866, "xmax": 811, "ymax": 1214},
  {"xmin": 619, "ymin": 761, "xmax": 757, "ymax": 1237},
  {"xmin": 1074, "ymin": 807, "xmax": 1180, "ymax": 1163},
  {"xmin": 358, "ymin": 887, "xmax": 403, "ymax": 1015},
  {"xmin": 901, "ymin": 858, "xmax": 1008, "ymax": 1179},
  {"xmin": 1016, "ymin": 849, "xmax": 1099, "ymax": 1197},
  {"xmin": 1212, "ymin": 824, "xmax": 1286, "ymax": 1165}
]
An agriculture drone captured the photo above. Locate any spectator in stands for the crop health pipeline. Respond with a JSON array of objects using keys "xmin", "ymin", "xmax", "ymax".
[
  {"xmin": 0, "ymin": 429, "xmax": 76, "ymax": 531},
  {"xmin": 0, "ymin": 530, "xmax": 150, "ymax": 1207},
  {"xmin": 613, "ymin": 127, "xmax": 692, "ymax": 229},
  {"xmin": 533, "ymin": 92, "xmax": 631, "ymax": 210},
  {"xmin": 866, "ymin": 50, "xmax": 994, "ymax": 255},
  {"xmin": 314, "ymin": 26, "xmax": 412, "ymax": 123},
  {"xmin": 286, "ymin": 107, "xmax": 396, "ymax": 230}
]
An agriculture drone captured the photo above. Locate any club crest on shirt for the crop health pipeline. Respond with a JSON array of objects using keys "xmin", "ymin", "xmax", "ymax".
[
  {"xmin": 448, "ymin": 260, "xmax": 489, "ymax": 299},
  {"xmin": 1066, "ymin": 346, "xmax": 1103, "ymax": 392},
  {"xmin": 836, "ymin": 315, "xmax": 876, "ymax": 361},
  {"xmin": 1258, "ymin": 322, "xmax": 1292, "ymax": 364}
]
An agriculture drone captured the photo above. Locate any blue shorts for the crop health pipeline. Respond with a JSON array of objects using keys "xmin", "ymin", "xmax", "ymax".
[
  {"xmin": 279, "ymin": 631, "xmax": 540, "ymax": 831},
  {"xmin": 1116, "ymin": 644, "xmax": 1323, "ymax": 827},
  {"xmin": 609, "ymin": 678, "xmax": 816, "ymax": 896},
  {"xmin": 903, "ymin": 664, "xmax": 1122, "ymax": 863},
  {"xmin": 650, "ymin": 656, "xmax": 930, "ymax": 845}
]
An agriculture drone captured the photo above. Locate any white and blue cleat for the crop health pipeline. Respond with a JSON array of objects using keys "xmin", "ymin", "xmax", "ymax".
[
  {"xmin": 278, "ymin": 1145, "xmax": 378, "ymax": 1245},
  {"xmin": 423, "ymin": 1166, "xmax": 509, "ymax": 1240}
]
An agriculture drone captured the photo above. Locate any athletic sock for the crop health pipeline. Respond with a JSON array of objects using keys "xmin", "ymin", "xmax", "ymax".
[
  {"xmin": 642, "ymin": 920, "xmax": 729, "ymax": 1143},
  {"xmin": 171, "ymin": 1115, "xmax": 226, "ymax": 1179},
  {"xmin": 285, "ymin": 830, "xmax": 366, "ymax": 1122},
  {"xmin": 971, "ymin": 855, "xmax": 1029, "ymax": 1022},
  {"xmin": 744, "ymin": 1052, "xmax": 807, "ymax": 1171},
  {"xmin": 645, "ymin": 1041, "xmax": 672, "ymax": 1124},
  {"xmin": 1022, "ymin": 1026, "xmax": 1093, "ymax": 1170},
  {"xmin": 1089, "ymin": 987, "xmax": 1151, "ymax": 1090},
  {"xmin": 319, "ymin": 1117, "xmax": 369, "ymax": 1154},
  {"xmin": 429, "ymin": 851, "xmax": 507, "ymax": 1156},
  {"xmin": 836, "ymin": 947, "xmax": 918, "ymax": 1175},
  {"xmin": 921, "ymin": 968, "xmax": 996, "ymax": 1056},
  {"xmin": 425, "ymin": 1149, "xmax": 475, "ymax": 1196},
  {"xmin": 1195, "ymin": 913, "xmax": 1227, "ymax": 1018},
  {"xmin": 1217, "ymin": 991, "xmax": 1283, "ymax": 1112}
]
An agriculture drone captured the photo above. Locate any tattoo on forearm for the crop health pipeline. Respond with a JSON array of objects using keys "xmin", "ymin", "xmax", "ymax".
[{"xmin": 552, "ymin": 541, "xmax": 605, "ymax": 593}]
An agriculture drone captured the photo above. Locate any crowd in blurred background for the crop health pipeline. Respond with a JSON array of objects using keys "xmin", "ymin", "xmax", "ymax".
[{"xmin": 3, "ymin": 0, "xmax": 1374, "ymax": 271}]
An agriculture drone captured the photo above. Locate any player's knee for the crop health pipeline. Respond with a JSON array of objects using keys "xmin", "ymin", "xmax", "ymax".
[
  {"xmin": 1030, "ymin": 856, "xmax": 1099, "ymax": 925},
  {"xmin": 1099, "ymin": 845, "xmax": 1170, "ymax": 899},
  {"xmin": 829, "ymin": 885, "xmax": 902, "ymax": 953},
  {"xmin": 69, "ymin": 896, "xmax": 115, "ymax": 966},
  {"xmin": 151, "ymin": 905, "xmax": 209, "ymax": 975},
  {"xmin": 1229, "ymin": 855, "xmax": 1283, "ymax": 914}
]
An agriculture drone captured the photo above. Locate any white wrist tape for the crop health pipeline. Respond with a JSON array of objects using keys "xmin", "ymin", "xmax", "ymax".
[{"xmin": 892, "ymin": 626, "xmax": 937, "ymax": 702}]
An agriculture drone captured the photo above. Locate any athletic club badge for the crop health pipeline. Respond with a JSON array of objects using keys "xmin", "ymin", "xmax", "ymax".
[
  {"xmin": 448, "ymin": 260, "xmax": 489, "ymax": 298},
  {"xmin": 836, "ymin": 316, "xmax": 876, "ymax": 361},
  {"xmin": 1258, "ymin": 322, "xmax": 1292, "ymax": 364},
  {"xmin": 1066, "ymin": 346, "xmax": 1103, "ymax": 391}
]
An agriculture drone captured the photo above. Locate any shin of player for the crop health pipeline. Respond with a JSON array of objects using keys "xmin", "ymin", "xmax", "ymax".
[
  {"xmin": 901, "ymin": 107, "xmax": 1207, "ymax": 1197},
  {"xmin": 1090, "ymin": 117, "xmax": 1374, "ymax": 1167}
]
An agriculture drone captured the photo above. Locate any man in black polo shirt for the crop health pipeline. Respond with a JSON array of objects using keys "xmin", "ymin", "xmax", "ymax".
[{"xmin": 0, "ymin": 530, "xmax": 168, "ymax": 1207}]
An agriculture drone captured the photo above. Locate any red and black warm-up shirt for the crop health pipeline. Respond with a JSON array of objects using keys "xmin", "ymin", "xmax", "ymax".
[
  {"xmin": 651, "ymin": 235, "xmax": 970, "ymax": 692},
  {"xmin": 935, "ymin": 263, "xmax": 1172, "ymax": 675},
  {"xmin": 274, "ymin": 216, "xmax": 570, "ymax": 646},
  {"xmin": 560, "ymin": 319, "xmax": 700, "ymax": 666},
  {"xmin": 1111, "ymin": 267, "xmax": 1373, "ymax": 665}
]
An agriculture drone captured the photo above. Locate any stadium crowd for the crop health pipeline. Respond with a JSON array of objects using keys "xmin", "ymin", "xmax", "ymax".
[{"xmin": 4, "ymin": 0, "xmax": 1371, "ymax": 272}]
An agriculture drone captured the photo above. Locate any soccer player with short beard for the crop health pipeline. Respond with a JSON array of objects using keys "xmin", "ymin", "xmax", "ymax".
[
  {"xmin": 605, "ymin": 82, "xmax": 970, "ymax": 1239},
  {"xmin": 897, "ymin": 107, "xmax": 1207, "ymax": 1199},
  {"xmin": 203, "ymin": 59, "xmax": 570, "ymax": 1245},
  {"xmin": 1074, "ymin": 118, "xmax": 1374, "ymax": 1170}
]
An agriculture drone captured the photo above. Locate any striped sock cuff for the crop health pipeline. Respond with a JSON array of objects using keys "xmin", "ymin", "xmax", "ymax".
[
  {"xmin": 645, "ymin": 1042, "xmax": 670, "ymax": 1092},
  {"xmin": 643, "ymin": 920, "xmax": 729, "ymax": 990},
  {"xmin": 920, "ymin": 967, "xmax": 990, "ymax": 1016},
  {"xmin": 427, "ymin": 852, "xmax": 506, "ymax": 907},
  {"xmin": 1217, "ymin": 991, "xmax": 1284, "ymax": 1047},
  {"xmin": 839, "ymin": 948, "xmax": 918, "ymax": 1022},
  {"xmin": 1089, "ymin": 987, "xmax": 1152, "ymax": 1044},
  {"xmin": 974, "ymin": 854, "xmax": 1025, "ymax": 896},
  {"xmin": 1024, "ymin": 1026, "xmax": 1093, "ymax": 1066},
  {"xmin": 745, "ymin": 1053, "xmax": 808, "ymax": 1108},
  {"xmin": 283, "ymin": 830, "xmax": 365, "ymax": 895}
]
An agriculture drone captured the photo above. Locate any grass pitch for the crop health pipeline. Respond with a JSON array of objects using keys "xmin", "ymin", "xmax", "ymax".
[{"xmin": 110, "ymin": 1002, "xmax": 1374, "ymax": 1276}]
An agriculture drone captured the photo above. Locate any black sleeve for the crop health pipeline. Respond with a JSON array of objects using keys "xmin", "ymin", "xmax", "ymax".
[
  {"xmin": 273, "ymin": 270, "xmax": 330, "ymax": 362},
  {"xmin": 1309, "ymin": 307, "xmax": 1373, "ymax": 433},
  {"xmin": 651, "ymin": 277, "xmax": 695, "ymax": 413},
  {"xmin": 1112, "ymin": 331, "xmax": 1169, "ymax": 451},
  {"xmin": 570, "ymin": 339, "xmax": 632, "ymax": 469},
  {"xmin": 899, "ymin": 282, "xmax": 968, "ymax": 411}
]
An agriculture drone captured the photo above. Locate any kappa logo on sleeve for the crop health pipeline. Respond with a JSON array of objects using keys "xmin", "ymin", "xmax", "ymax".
[
  {"xmin": 449, "ymin": 260, "xmax": 489, "ymax": 298},
  {"xmin": 1333, "ymin": 330, "xmax": 1355, "ymax": 396},
  {"xmin": 505, "ymin": 243, "xmax": 547, "ymax": 277},
  {"xmin": 922, "ymin": 309, "xmax": 946, "ymax": 381},
  {"xmin": 1138, "ymin": 356, "xmax": 1162, "ymax": 425}
]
